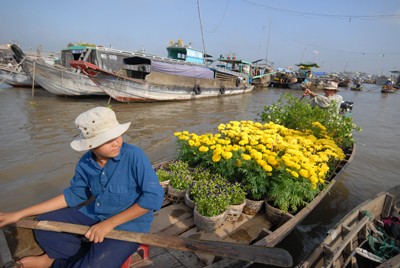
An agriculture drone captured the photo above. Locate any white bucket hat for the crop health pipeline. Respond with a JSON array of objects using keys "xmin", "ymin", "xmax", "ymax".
[
  {"xmin": 71, "ymin": 107, "xmax": 131, "ymax": 151},
  {"xmin": 324, "ymin": 81, "xmax": 339, "ymax": 91}
]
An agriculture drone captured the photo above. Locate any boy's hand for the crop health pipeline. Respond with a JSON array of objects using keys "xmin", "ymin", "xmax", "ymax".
[
  {"xmin": 0, "ymin": 212, "xmax": 23, "ymax": 228},
  {"xmin": 85, "ymin": 221, "xmax": 115, "ymax": 243}
]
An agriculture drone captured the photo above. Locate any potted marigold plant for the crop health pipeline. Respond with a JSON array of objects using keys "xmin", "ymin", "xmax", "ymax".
[{"xmin": 174, "ymin": 118, "xmax": 348, "ymax": 215}]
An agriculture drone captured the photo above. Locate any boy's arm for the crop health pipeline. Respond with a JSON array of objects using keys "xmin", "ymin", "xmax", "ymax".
[
  {"xmin": 84, "ymin": 203, "xmax": 149, "ymax": 243},
  {"xmin": 0, "ymin": 194, "xmax": 68, "ymax": 228}
]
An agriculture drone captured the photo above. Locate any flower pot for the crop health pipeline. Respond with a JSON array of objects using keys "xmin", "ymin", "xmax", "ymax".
[
  {"xmin": 264, "ymin": 200, "xmax": 294, "ymax": 226},
  {"xmin": 159, "ymin": 179, "xmax": 170, "ymax": 194},
  {"xmin": 193, "ymin": 207, "xmax": 227, "ymax": 232},
  {"xmin": 226, "ymin": 201, "xmax": 246, "ymax": 222},
  {"xmin": 242, "ymin": 198, "xmax": 264, "ymax": 215},
  {"xmin": 166, "ymin": 184, "xmax": 186, "ymax": 204},
  {"xmin": 184, "ymin": 189, "xmax": 195, "ymax": 209}
]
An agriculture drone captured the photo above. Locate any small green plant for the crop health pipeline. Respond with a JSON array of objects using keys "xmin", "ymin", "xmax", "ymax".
[
  {"xmin": 191, "ymin": 174, "xmax": 230, "ymax": 217},
  {"xmin": 155, "ymin": 168, "xmax": 173, "ymax": 182},
  {"xmin": 167, "ymin": 160, "xmax": 193, "ymax": 190},
  {"xmin": 227, "ymin": 182, "xmax": 246, "ymax": 205}
]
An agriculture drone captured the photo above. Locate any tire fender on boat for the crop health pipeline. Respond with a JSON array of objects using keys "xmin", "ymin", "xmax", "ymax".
[
  {"xmin": 220, "ymin": 86, "xmax": 226, "ymax": 94},
  {"xmin": 194, "ymin": 85, "xmax": 201, "ymax": 95},
  {"xmin": 236, "ymin": 77, "xmax": 241, "ymax": 87}
]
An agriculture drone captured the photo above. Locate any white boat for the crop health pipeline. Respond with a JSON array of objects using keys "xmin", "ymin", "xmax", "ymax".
[
  {"xmin": 0, "ymin": 64, "xmax": 37, "ymax": 87},
  {"xmin": 10, "ymin": 44, "xmax": 146, "ymax": 96},
  {"xmin": 70, "ymin": 43, "xmax": 254, "ymax": 102}
]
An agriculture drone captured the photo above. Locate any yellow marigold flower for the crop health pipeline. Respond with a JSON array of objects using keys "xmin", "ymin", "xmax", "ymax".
[
  {"xmin": 262, "ymin": 163, "xmax": 273, "ymax": 172},
  {"xmin": 236, "ymin": 159, "xmax": 242, "ymax": 167},
  {"xmin": 212, "ymin": 154, "xmax": 221, "ymax": 162},
  {"xmin": 241, "ymin": 154, "xmax": 251, "ymax": 161},
  {"xmin": 310, "ymin": 176, "xmax": 318, "ymax": 184},
  {"xmin": 174, "ymin": 132, "xmax": 182, "ymax": 136},
  {"xmin": 199, "ymin": 146, "xmax": 209, "ymax": 152},
  {"xmin": 311, "ymin": 183, "xmax": 317, "ymax": 190},
  {"xmin": 291, "ymin": 171, "xmax": 299, "ymax": 178},
  {"xmin": 312, "ymin": 122, "xmax": 326, "ymax": 131},
  {"xmin": 299, "ymin": 169, "xmax": 309, "ymax": 178},
  {"xmin": 267, "ymin": 156, "xmax": 278, "ymax": 166},
  {"xmin": 222, "ymin": 151, "xmax": 233, "ymax": 160},
  {"xmin": 179, "ymin": 135, "xmax": 189, "ymax": 140},
  {"xmin": 250, "ymin": 139, "xmax": 259, "ymax": 146},
  {"xmin": 188, "ymin": 140, "xmax": 195, "ymax": 146},
  {"xmin": 239, "ymin": 139, "xmax": 249, "ymax": 146}
]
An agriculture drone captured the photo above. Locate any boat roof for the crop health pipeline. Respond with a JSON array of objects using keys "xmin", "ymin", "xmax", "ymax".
[
  {"xmin": 166, "ymin": 45, "xmax": 210, "ymax": 64},
  {"xmin": 218, "ymin": 58, "xmax": 252, "ymax": 66},
  {"xmin": 296, "ymin": 61, "xmax": 320, "ymax": 68},
  {"xmin": 63, "ymin": 45, "xmax": 96, "ymax": 51}
]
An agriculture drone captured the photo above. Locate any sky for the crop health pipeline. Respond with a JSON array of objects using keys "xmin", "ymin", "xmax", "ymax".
[{"xmin": 1, "ymin": 0, "xmax": 399, "ymax": 75}]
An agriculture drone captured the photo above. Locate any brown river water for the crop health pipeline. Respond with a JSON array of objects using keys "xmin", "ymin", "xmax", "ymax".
[{"xmin": 1, "ymin": 83, "xmax": 399, "ymax": 266}]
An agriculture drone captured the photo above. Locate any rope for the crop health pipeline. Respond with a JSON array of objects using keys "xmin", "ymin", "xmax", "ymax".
[{"xmin": 367, "ymin": 222, "xmax": 400, "ymax": 261}]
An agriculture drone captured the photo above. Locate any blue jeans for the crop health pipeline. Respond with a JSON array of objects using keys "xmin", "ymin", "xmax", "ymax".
[{"xmin": 34, "ymin": 207, "xmax": 140, "ymax": 268}]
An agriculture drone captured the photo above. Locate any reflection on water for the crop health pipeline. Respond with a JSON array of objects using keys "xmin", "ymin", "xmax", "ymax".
[{"xmin": 1, "ymin": 83, "xmax": 400, "ymax": 266}]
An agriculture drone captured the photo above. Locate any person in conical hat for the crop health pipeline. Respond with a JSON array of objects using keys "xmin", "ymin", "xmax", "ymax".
[
  {"xmin": 303, "ymin": 81, "xmax": 344, "ymax": 113},
  {"xmin": 0, "ymin": 106, "xmax": 164, "ymax": 267}
]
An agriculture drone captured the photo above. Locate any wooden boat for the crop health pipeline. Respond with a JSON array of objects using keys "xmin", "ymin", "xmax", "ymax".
[
  {"xmin": 381, "ymin": 85, "xmax": 397, "ymax": 93},
  {"xmin": 338, "ymin": 79, "xmax": 351, "ymax": 88},
  {"xmin": 299, "ymin": 184, "xmax": 400, "ymax": 268},
  {"xmin": 350, "ymin": 86, "xmax": 363, "ymax": 91},
  {"xmin": 10, "ymin": 44, "xmax": 148, "ymax": 96},
  {"xmin": 269, "ymin": 70, "xmax": 298, "ymax": 89},
  {"xmin": 70, "ymin": 44, "xmax": 253, "ymax": 102},
  {"xmin": 0, "ymin": 144, "xmax": 355, "ymax": 268},
  {"xmin": 250, "ymin": 60, "xmax": 274, "ymax": 87}
]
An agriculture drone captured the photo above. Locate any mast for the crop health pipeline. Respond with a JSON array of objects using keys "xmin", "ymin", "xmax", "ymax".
[
  {"xmin": 265, "ymin": 20, "xmax": 271, "ymax": 66},
  {"xmin": 197, "ymin": 0, "xmax": 207, "ymax": 65}
]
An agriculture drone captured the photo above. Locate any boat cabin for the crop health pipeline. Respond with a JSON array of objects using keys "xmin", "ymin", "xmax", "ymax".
[
  {"xmin": 167, "ymin": 45, "xmax": 206, "ymax": 64},
  {"xmin": 62, "ymin": 45, "xmax": 142, "ymax": 73}
]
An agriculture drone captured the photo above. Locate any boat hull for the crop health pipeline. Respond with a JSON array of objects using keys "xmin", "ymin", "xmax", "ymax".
[
  {"xmin": 0, "ymin": 144, "xmax": 355, "ymax": 267},
  {"xmin": 72, "ymin": 61, "xmax": 254, "ymax": 102},
  {"xmin": 0, "ymin": 65, "xmax": 37, "ymax": 87},
  {"xmin": 19, "ymin": 57, "xmax": 104, "ymax": 96},
  {"xmin": 300, "ymin": 184, "xmax": 400, "ymax": 268}
]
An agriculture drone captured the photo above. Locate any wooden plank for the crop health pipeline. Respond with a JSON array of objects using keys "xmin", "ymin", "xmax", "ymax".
[
  {"xmin": 151, "ymin": 203, "xmax": 193, "ymax": 234},
  {"xmin": 14, "ymin": 220, "xmax": 293, "ymax": 267},
  {"xmin": 329, "ymin": 215, "xmax": 370, "ymax": 263},
  {"xmin": 382, "ymin": 194, "xmax": 394, "ymax": 218},
  {"xmin": 179, "ymin": 212, "xmax": 268, "ymax": 265},
  {"xmin": 376, "ymin": 252, "xmax": 400, "ymax": 268}
]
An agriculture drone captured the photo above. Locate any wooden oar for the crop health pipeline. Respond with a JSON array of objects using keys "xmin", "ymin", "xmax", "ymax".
[{"xmin": 15, "ymin": 220, "xmax": 293, "ymax": 267}]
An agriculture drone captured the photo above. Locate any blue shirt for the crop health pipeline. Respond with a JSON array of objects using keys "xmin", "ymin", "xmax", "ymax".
[{"xmin": 63, "ymin": 142, "xmax": 164, "ymax": 233}]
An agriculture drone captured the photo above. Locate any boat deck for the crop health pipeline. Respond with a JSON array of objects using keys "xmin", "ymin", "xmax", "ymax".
[{"xmin": 128, "ymin": 198, "xmax": 272, "ymax": 267}]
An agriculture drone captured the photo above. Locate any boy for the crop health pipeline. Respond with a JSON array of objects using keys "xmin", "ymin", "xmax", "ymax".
[{"xmin": 0, "ymin": 107, "xmax": 164, "ymax": 267}]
